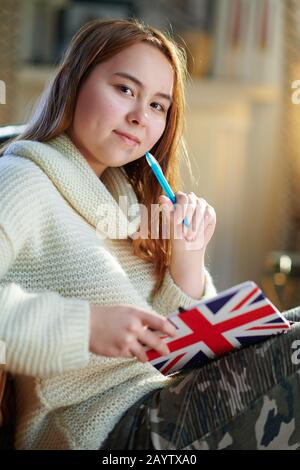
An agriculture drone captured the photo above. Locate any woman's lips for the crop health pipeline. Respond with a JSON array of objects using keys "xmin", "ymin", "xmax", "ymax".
[{"xmin": 114, "ymin": 131, "xmax": 139, "ymax": 146}]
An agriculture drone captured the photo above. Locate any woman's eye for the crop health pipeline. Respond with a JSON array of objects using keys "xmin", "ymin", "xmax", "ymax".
[
  {"xmin": 151, "ymin": 102, "xmax": 166, "ymax": 113},
  {"xmin": 117, "ymin": 85, "xmax": 134, "ymax": 96}
]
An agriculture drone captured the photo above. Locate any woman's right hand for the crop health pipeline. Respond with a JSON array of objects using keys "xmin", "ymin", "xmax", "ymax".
[{"xmin": 89, "ymin": 304, "xmax": 177, "ymax": 363}]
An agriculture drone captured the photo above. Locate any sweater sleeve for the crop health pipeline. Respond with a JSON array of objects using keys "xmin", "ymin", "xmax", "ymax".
[
  {"xmin": 0, "ymin": 226, "xmax": 91, "ymax": 378},
  {"xmin": 151, "ymin": 266, "xmax": 217, "ymax": 317}
]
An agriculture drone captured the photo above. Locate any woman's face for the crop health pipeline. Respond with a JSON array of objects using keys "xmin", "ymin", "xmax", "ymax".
[{"xmin": 67, "ymin": 42, "xmax": 174, "ymax": 178}]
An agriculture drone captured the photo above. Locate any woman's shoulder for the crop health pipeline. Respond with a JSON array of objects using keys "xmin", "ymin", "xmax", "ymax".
[
  {"xmin": 0, "ymin": 150, "xmax": 64, "ymax": 247},
  {"xmin": 0, "ymin": 151, "xmax": 53, "ymax": 198},
  {"xmin": 0, "ymin": 150, "xmax": 59, "ymax": 225}
]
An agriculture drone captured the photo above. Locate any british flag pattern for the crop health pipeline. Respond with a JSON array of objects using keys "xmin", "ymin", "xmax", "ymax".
[{"xmin": 145, "ymin": 281, "xmax": 291, "ymax": 376}]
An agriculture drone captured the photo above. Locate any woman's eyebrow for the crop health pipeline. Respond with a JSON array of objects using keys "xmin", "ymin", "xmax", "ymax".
[{"xmin": 112, "ymin": 71, "xmax": 172, "ymax": 103}]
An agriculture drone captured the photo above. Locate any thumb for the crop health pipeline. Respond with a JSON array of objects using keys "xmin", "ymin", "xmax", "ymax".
[{"xmin": 158, "ymin": 195, "xmax": 173, "ymax": 206}]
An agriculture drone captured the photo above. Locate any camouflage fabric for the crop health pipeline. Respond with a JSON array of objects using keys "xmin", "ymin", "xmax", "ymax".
[{"xmin": 100, "ymin": 307, "xmax": 300, "ymax": 450}]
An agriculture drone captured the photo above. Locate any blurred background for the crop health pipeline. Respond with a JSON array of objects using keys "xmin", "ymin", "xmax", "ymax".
[{"xmin": 1, "ymin": 0, "xmax": 300, "ymax": 311}]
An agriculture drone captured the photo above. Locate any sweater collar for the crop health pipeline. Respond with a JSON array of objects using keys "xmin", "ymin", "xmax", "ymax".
[{"xmin": 4, "ymin": 133, "xmax": 141, "ymax": 239}]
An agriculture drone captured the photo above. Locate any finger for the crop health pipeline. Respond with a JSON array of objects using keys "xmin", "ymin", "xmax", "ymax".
[
  {"xmin": 183, "ymin": 198, "xmax": 206, "ymax": 242},
  {"xmin": 116, "ymin": 346, "xmax": 134, "ymax": 359},
  {"xmin": 187, "ymin": 204, "xmax": 215, "ymax": 249},
  {"xmin": 158, "ymin": 195, "xmax": 173, "ymax": 207},
  {"xmin": 138, "ymin": 328, "xmax": 170, "ymax": 356},
  {"xmin": 183, "ymin": 193, "xmax": 198, "ymax": 238},
  {"xmin": 194, "ymin": 198, "xmax": 208, "ymax": 236},
  {"xmin": 173, "ymin": 192, "xmax": 188, "ymax": 225},
  {"xmin": 159, "ymin": 194, "xmax": 188, "ymax": 241},
  {"xmin": 129, "ymin": 343, "xmax": 149, "ymax": 363},
  {"xmin": 204, "ymin": 206, "xmax": 217, "ymax": 241},
  {"xmin": 158, "ymin": 195, "xmax": 176, "ymax": 239},
  {"xmin": 158, "ymin": 196, "xmax": 174, "ymax": 225},
  {"xmin": 204, "ymin": 206, "xmax": 216, "ymax": 229},
  {"xmin": 139, "ymin": 311, "xmax": 177, "ymax": 337}
]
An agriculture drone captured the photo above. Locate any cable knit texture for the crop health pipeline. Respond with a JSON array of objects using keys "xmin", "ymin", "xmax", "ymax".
[{"xmin": 0, "ymin": 134, "xmax": 217, "ymax": 449}]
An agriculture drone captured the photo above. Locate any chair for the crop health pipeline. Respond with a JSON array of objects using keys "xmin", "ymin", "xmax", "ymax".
[{"xmin": 0, "ymin": 124, "xmax": 25, "ymax": 146}]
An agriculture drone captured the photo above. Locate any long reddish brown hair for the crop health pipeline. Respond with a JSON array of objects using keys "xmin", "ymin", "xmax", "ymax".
[{"xmin": 1, "ymin": 18, "xmax": 193, "ymax": 297}]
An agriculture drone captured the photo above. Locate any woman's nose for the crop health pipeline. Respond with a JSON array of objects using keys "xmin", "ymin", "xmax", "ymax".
[{"xmin": 127, "ymin": 104, "xmax": 149, "ymax": 126}]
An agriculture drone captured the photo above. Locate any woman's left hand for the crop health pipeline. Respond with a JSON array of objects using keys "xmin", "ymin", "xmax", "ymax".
[
  {"xmin": 158, "ymin": 191, "xmax": 216, "ymax": 254},
  {"xmin": 157, "ymin": 191, "xmax": 216, "ymax": 299}
]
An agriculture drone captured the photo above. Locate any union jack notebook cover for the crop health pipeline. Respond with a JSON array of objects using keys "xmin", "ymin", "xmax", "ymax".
[{"xmin": 144, "ymin": 281, "xmax": 291, "ymax": 376}]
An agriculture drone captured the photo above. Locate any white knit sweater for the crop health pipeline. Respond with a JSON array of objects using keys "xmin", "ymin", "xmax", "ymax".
[{"xmin": 0, "ymin": 134, "xmax": 217, "ymax": 449}]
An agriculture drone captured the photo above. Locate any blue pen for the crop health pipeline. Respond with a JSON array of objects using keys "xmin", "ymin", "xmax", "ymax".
[{"xmin": 145, "ymin": 151, "xmax": 190, "ymax": 228}]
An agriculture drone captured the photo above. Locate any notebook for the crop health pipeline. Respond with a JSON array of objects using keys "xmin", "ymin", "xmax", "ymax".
[{"xmin": 144, "ymin": 281, "xmax": 291, "ymax": 376}]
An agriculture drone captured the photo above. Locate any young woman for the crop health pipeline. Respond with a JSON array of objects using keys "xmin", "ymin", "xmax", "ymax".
[{"xmin": 0, "ymin": 19, "xmax": 300, "ymax": 451}]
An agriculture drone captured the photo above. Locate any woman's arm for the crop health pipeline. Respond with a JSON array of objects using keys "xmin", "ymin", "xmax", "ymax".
[
  {"xmin": 151, "ymin": 265, "xmax": 217, "ymax": 317},
  {"xmin": 169, "ymin": 247, "xmax": 206, "ymax": 299},
  {"xmin": 0, "ymin": 223, "xmax": 178, "ymax": 375},
  {"xmin": 0, "ymin": 226, "xmax": 91, "ymax": 377},
  {"xmin": 151, "ymin": 192, "xmax": 217, "ymax": 314}
]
